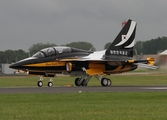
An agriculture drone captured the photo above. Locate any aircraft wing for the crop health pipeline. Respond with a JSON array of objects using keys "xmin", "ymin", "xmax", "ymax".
[{"xmin": 60, "ymin": 57, "xmax": 158, "ymax": 70}]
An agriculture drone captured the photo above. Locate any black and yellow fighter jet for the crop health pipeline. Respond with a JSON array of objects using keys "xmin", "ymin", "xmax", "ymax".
[{"xmin": 9, "ymin": 19, "xmax": 157, "ymax": 87}]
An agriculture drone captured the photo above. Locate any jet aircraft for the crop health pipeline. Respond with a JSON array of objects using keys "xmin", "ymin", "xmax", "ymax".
[{"xmin": 9, "ymin": 19, "xmax": 158, "ymax": 87}]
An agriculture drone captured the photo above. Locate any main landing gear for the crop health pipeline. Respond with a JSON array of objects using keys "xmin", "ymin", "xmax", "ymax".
[
  {"xmin": 75, "ymin": 73, "xmax": 92, "ymax": 86},
  {"xmin": 95, "ymin": 75, "xmax": 111, "ymax": 86},
  {"xmin": 37, "ymin": 76, "xmax": 53, "ymax": 87},
  {"xmin": 74, "ymin": 75, "xmax": 112, "ymax": 87},
  {"xmin": 100, "ymin": 77, "xmax": 112, "ymax": 86}
]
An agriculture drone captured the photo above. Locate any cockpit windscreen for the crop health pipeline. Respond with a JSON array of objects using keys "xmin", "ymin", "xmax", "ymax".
[{"xmin": 32, "ymin": 46, "xmax": 72, "ymax": 58}]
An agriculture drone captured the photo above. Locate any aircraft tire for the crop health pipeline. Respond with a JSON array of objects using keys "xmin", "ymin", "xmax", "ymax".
[
  {"xmin": 101, "ymin": 78, "xmax": 108, "ymax": 86},
  {"xmin": 81, "ymin": 79, "xmax": 87, "ymax": 86},
  {"xmin": 48, "ymin": 82, "xmax": 53, "ymax": 87},
  {"xmin": 75, "ymin": 78, "xmax": 81, "ymax": 86},
  {"xmin": 107, "ymin": 79, "xmax": 112, "ymax": 86},
  {"xmin": 37, "ymin": 81, "xmax": 43, "ymax": 87}
]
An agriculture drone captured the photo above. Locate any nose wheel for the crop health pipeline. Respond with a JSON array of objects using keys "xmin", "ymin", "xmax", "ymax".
[
  {"xmin": 37, "ymin": 81, "xmax": 43, "ymax": 87},
  {"xmin": 48, "ymin": 81, "xmax": 53, "ymax": 87}
]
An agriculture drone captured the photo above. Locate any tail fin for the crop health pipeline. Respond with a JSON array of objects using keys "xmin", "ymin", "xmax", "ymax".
[{"xmin": 105, "ymin": 19, "xmax": 137, "ymax": 57}]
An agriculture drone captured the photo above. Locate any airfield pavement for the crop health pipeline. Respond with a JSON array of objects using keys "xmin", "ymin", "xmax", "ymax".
[
  {"xmin": 1, "ymin": 71, "xmax": 167, "ymax": 94},
  {"xmin": 1, "ymin": 86, "xmax": 167, "ymax": 94}
]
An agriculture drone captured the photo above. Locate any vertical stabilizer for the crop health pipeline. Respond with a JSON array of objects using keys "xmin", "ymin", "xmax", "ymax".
[{"xmin": 105, "ymin": 19, "xmax": 137, "ymax": 57}]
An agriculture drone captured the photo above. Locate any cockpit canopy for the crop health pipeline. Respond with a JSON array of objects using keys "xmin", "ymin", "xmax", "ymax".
[{"xmin": 32, "ymin": 46, "xmax": 89, "ymax": 58}]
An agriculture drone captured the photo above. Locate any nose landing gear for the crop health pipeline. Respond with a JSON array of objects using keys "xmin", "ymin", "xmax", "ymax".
[{"xmin": 37, "ymin": 76, "xmax": 53, "ymax": 87}]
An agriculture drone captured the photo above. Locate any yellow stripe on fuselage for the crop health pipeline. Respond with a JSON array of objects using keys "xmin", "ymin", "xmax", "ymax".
[
  {"xmin": 23, "ymin": 61, "xmax": 66, "ymax": 67},
  {"xmin": 60, "ymin": 58, "xmax": 78, "ymax": 61}
]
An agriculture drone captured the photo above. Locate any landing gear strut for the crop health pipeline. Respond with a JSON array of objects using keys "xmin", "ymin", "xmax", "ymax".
[
  {"xmin": 37, "ymin": 76, "xmax": 54, "ymax": 87},
  {"xmin": 48, "ymin": 82, "xmax": 53, "ymax": 87},
  {"xmin": 47, "ymin": 78, "xmax": 53, "ymax": 87},
  {"xmin": 37, "ymin": 76, "xmax": 43, "ymax": 87},
  {"xmin": 74, "ymin": 74, "xmax": 112, "ymax": 87}
]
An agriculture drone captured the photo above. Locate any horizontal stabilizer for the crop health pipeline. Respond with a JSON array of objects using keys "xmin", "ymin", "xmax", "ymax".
[
  {"xmin": 127, "ymin": 57, "xmax": 158, "ymax": 69},
  {"xmin": 134, "ymin": 63, "xmax": 158, "ymax": 70},
  {"xmin": 127, "ymin": 58, "xmax": 155, "ymax": 65}
]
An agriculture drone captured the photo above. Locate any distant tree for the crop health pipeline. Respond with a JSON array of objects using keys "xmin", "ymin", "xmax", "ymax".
[
  {"xmin": 29, "ymin": 43, "xmax": 56, "ymax": 55},
  {"xmin": 104, "ymin": 42, "xmax": 111, "ymax": 49},
  {"xmin": 15, "ymin": 49, "xmax": 28, "ymax": 60},
  {"xmin": 4, "ymin": 50, "xmax": 18, "ymax": 63},
  {"xmin": 0, "ymin": 51, "xmax": 6, "ymax": 63},
  {"xmin": 0, "ymin": 49, "xmax": 28, "ymax": 64},
  {"xmin": 134, "ymin": 41, "xmax": 143, "ymax": 54},
  {"xmin": 66, "ymin": 41, "xmax": 96, "ymax": 51},
  {"xmin": 135, "ymin": 37, "xmax": 167, "ymax": 54}
]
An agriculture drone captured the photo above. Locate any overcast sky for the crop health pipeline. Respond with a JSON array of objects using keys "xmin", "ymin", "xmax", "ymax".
[{"xmin": 0, "ymin": 0, "xmax": 167, "ymax": 51}]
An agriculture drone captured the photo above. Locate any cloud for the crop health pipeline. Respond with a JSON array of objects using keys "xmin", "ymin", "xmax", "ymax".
[{"xmin": 0, "ymin": 0, "xmax": 167, "ymax": 51}]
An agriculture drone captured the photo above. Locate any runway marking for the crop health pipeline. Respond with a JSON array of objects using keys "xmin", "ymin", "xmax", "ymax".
[
  {"xmin": 1, "ymin": 86, "xmax": 167, "ymax": 94},
  {"xmin": 142, "ymin": 87, "xmax": 167, "ymax": 90}
]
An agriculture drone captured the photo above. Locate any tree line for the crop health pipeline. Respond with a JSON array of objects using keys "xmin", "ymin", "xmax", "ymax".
[
  {"xmin": 0, "ymin": 37, "xmax": 167, "ymax": 64},
  {"xmin": 134, "ymin": 37, "xmax": 167, "ymax": 54},
  {"xmin": 0, "ymin": 42, "xmax": 95, "ymax": 64}
]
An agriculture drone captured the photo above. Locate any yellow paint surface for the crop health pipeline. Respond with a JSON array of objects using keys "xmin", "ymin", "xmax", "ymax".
[
  {"xmin": 128, "ymin": 60, "xmax": 134, "ymax": 63},
  {"xmin": 23, "ymin": 61, "xmax": 66, "ymax": 67},
  {"xmin": 86, "ymin": 63, "xmax": 105, "ymax": 75}
]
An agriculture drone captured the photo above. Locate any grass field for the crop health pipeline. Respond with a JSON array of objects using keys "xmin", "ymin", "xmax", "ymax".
[
  {"xmin": 0, "ymin": 70, "xmax": 167, "ymax": 120},
  {"xmin": 0, "ymin": 92, "xmax": 167, "ymax": 120},
  {"xmin": 0, "ymin": 70, "xmax": 167, "ymax": 87}
]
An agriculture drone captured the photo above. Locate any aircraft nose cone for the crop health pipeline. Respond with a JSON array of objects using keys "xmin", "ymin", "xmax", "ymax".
[
  {"xmin": 9, "ymin": 63, "xmax": 19, "ymax": 69},
  {"xmin": 9, "ymin": 57, "xmax": 36, "ymax": 70}
]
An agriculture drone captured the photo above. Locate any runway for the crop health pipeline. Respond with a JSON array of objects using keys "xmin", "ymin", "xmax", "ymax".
[{"xmin": 0, "ymin": 86, "xmax": 167, "ymax": 94}]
